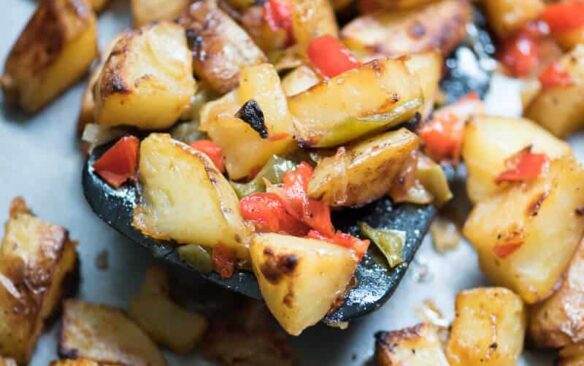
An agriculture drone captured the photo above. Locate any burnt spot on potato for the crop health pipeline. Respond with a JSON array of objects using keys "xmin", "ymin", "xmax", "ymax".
[
  {"xmin": 526, "ymin": 192, "xmax": 548, "ymax": 217},
  {"xmin": 260, "ymin": 248, "xmax": 299, "ymax": 284},
  {"xmin": 236, "ymin": 100, "xmax": 268, "ymax": 138}
]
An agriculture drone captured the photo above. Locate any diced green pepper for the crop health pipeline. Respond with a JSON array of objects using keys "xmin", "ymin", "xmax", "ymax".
[
  {"xmin": 177, "ymin": 244, "xmax": 213, "ymax": 273},
  {"xmin": 416, "ymin": 157, "xmax": 453, "ymax": 207},
  {"xmin": 359, "ymin": 222, "xmax": 406, "ymax": 268},
  {"xmin": 231, "ymin": 156, "xmax": 297, "ymax": 198}
]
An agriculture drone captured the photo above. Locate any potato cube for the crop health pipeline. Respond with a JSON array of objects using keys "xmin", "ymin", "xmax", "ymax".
[
  {"xmin": 464, "ymin": 157, "xmax": 584, "ymax": 303},
  {"xmin": 59, "ymin": 300, "xmax": 165, "ymax": 366},
  {"xmin": 375, "ymin": 323, "xmax": 449, "ymax": 366},
  {"xmin": 484, "ymin": 0, "xmax": 545, "ymax": 38},
  {"xmin": 558, "ymin": 343, "xmax": 584, "ymax": 366},
  {"xmin": 0, "ymin": 198, "xmax": 78, "ymax": 364},
  {"xmin": 1, "ymin": 0, "xmax": 98, "ymax": 113},
  {"xmin": 446, "ymin": 287, "xmax": 526, "ymax": 366},
  {"xmin": 94, "ymin": 21, "xmax": 195, "ymax": 130},
  {"xmin": 131, "ymin": 0, "xmax": 191, "ymax": 27}
]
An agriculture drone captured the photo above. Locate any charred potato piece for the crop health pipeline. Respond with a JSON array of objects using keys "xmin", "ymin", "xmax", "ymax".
[
  {"xmin": 559, "ymin": 343, "xmax": 584, "ymax": 366},
  {"xmin": 291, "ymin": 0, "xmax": 338, "ymax": 51},
  {"xmin": 375, "ymin": 323, "xmax": 449, "ymax": 366},
  {"xmin": 288, "ymin": 58, "xmax": 423, "ymax": 148},
  {"xmin": 0, "ymin": 198, "xmax": 78, "ymax": 364},
  {"xmin": 129, "ymin": 266, "xmax": 208, "ymax": 353},
  {"xmin": 446, "ymin": 287, "xmax": 526, "ymax": 366},
  {"xmin": 133, "ymin": 134, "xmax": 249, "ymax": 256},
  {"xmin": 131, "ymin": 0, "xmax": 191, "ymax": 27},
  {"xmin": 250, "ymin": 233, "xmax": 358, "ymax": 335},
  {"xmin": 202, "ymin": 300, "xmax": 294, "ymax": 366},
  {"xmin": 308, "ymin": 128, "xmax": 419, "ymax": 207},
  {"xmin": 525, "ymin": 45, "xmax": 584, "ymax": 137},
  {"xmin": 484, "ymin": 0, "xmax": 545, "ymax": 38},
  {"xmin": 206, "ymin": 64, "xmax": 296, "ymax": 180},
  {"xmin": 529, "ymin": 239, "xmax": 584, "ymax": 348},
  {"xmin": 179, "ymin": 0, "xmax": 267, "ymax": 94},
  {"xmin": 341, "ymin": 0, "xmax": 470, "ymax": 57},
  {"xmin": 59, "ymin": 300, "xmax": 165, "ymax": 366},
  {"xmin": 1, "ymin": 0, "xmax": 98, "ymax": 113},
  {"xmin": 462, "ymin": 116, "xmax": 571, "ymax": 203},
  {"xmin": 463, "ymin": 156, "xmax": 584, "ymax": 304},
  {"xmin": 94, "ymin": 21, "xmax": 195, "ymax": 130}
]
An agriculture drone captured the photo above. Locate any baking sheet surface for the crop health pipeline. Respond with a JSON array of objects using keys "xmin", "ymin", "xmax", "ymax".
[{"xmin": 1, "ymin": 1, "xmax": 578, "ymax": 364}]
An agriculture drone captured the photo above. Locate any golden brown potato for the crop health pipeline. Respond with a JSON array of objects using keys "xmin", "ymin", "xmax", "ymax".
[
  {"xmin": 484, "ymin": 0, "xmax": 545, "ymax": 38},
  {"xmin": 446, "ymin": 287, "xmax": 526, "ymax": 366},
  {"xmin": 179, "ymin": 0, "xmax": 267, "ymax": 94},
  {"xmin": 250, "ymin": 233, "xmax": 358, "ymax": 335},
  {"xmin": 341, "ymin": 0, "xmax": 470, "ymax": 57},
  {"xmin": 291, "ymin": 0, "xmax": 339, "ymax": 51},
  {"xmin": 525, "ymin": 45, "xmax": 584, "ymax": 137},
  {"xmin": 1, "ymin": 0, "xmax": 98, "ymax": 113},
  {"xmin": 202, "ymin": 300, "xmax": 294, "ymax": 366},
  {"xmin": 462, "ymin": 116, "xmax": 571, "ymax": 203},
  {"xmin": 0, "ymin": 198, "xmax": 78, "ymax": 364},
  {"xmin": 94, "ymin": 22, "xmax": 195, "ymax": 130},
  {"xmin": 281, "ymin": 66, "xmax": 321, "ymax": 97},
  {"xmin": 463, "ymin": 156, "xmax": 584, "ymax": 304},
  {"xmin": 288, "ymin": 58, "xmax": 423, "ymax": 148},
  {"xmin": 59, "ymin": 300, "xmax": 165, "ymax": 366},
  {"xmin": 529, "ymin": 239, "xmax": 584, "ymax": 348},
  {"xmin": 375, "ymin": 323, "xmax": 449, "ymax": 366},
  {"xmin": 559, "ymin": 343, "xmax": 584, "ymax": 366},
  {"xmin": 133, "ymin": 134, "xmax": 249, "ymax": 256},
  {"xmin": 404, "ymin": 52, "xmax": 443, "ymax": 120},
  {"xmin": 129, "ymin": 266, "xmax": 208, "ymax": 353},
  {"xmin": 308, "ymin": 128, "xmax": 419, "ymax": 207},
  {"xmin": 206, "ymin": 64, "xmax": 296, "ymax": 180},
  {"xmin": 553, "ymin": 28, "xmax": 584, "ymax": 51},
  {"xmin": 239, "ymin": 5, "xmax": 290, "ymax": 52},
  {"xmin": 50, "ymin": 359, "xmax": 116, "ymax": 366},
  {"xmin": 131, "ymin": 0, "xmax": 191, "ymax": 27}
]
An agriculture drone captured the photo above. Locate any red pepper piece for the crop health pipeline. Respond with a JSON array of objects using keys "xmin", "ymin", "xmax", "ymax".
[
  {"xmin": 541, "ymin": 1, "xmax": 584, "ymax": 34},
  {"xmin": 498, "ymin": 22, "xmax": 544, "ymax": 77},
  {"xmin": 212, "ymin": 243, "xmax": 237, "ymax": 279},
  {"xmin": 263, "ymin": 0, "xmax": 294, "ymax": 44},
  {"xmin": 240, "ymin": 193, "xmax": 308, "ymax": 236},
  {"xmin": 93, "ymin": 135, "xmax": 139, "ymax": 189},
  {"xmin": 190, "ymin": 139, "xmax": 225, "ymax": 173},
  {"xmin": 307, "ymin": 35, "xmax": 361, "ymax": 78},
  {"xmin": 538, "ymin": 61, "xmax": 573, "ymax": 89},
  {"xmin": 495, "ymin": 147, "xmax": 548, "ymax": 184},
  {"xmin": 493, "ymin": 241, "xmax": 523, "ymax": 259}
]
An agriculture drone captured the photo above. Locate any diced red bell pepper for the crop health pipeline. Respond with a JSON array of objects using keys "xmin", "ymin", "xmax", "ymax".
[
  {"xmin": 263, "ymin": 0, "xmax": 294, "ymax": 45},
  {"xmin": 280, "ymin": 162, "xmax": 314, "ymax": 219},
  {"xmin": 307, "ymin": 35, "xmax": 361, "ymax": 78},
  {"xmin": 419, "ymin": 92, "xmax": 482, "ymax": 164},
  {"xmin": 493, "ymin": 241, "xmax": 523, "ymax": 259},
  {"xmin": 212, "ymin": 243, "xmax": 237, "ymax": 279},
  {"xmin": 190, "ymin": 140, "xmax": 225, "ymax": 173},
  {"xmin": 538, "ymin": 61, "xmax": 573, "ymax": 89},
  {"xmin": 498, "ymin": 22, "xmax": 544, "ymax": 77},
  {"xmin": 495, "ymin": 147, "xmax": 548, "ymax": 184},
  {"xmin": 240, "ymin": 193, "xmax": 308, "ymax": 236},
  {"xmin": 541, "ymin": 1, "xmax": 584, "ymax": 35},
  {"xmin": 93, "ymin": 135, "xmax": 139, "ymax": 189},
  {"xmin": 307, "ymin": 230, "xmax": 370, "ymax": 260},
  {"xmin": 303, "ymin": 199, "xmax": 335, "ymax": 238}
]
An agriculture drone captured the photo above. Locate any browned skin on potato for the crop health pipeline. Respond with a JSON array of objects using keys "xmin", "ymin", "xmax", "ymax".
[
  {"xmin": 529, "ymin": 239, "xmax": 584, "ymax": 348},
  {"xmin": 0, "ymin": 197, "xmax": 78, "ymax": 364},
  {"xmin": 202, "ymin": 300, "xmax": 294, "ymax": 366},
  {"xmin": 178, "ymin": 0, "xmax": 267, "ymax": 94}
]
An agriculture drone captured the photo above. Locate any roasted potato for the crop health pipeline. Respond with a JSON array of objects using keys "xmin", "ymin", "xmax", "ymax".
[
  {"xmin": 308, "ymin": 128, "xmax": 419, "ymax": 207},
  {"xmin": 250, "ymin": 233, "xmax": 358, "ymax": 335},
  {"xmin": 131, "ymin": 0, "xmax": 191, "ymax": 27},
  {"xmin": 484, "ymin": 0, "xmax": 545, "ymax": 38},
  {"xmin": 462, "ymin": 116, "xmax": 571, "ymax": 203},
  {"xmin": 341, "ymin": 0, "xmax": 470, "ymax": 57},
  {"xmin": 289, "ymin": 57, "xmax": 423, "ymax": 147},
  {"xmin": 133, "ymin": 134, "xmax": 249, "ymax": 255},
  {"xmin": 206, "ymin": 64, "xmax": 296, "ymax": 180},
  {"xmin": 291, "ymin": 0, "xmax": 339, "ymax": 51},
  {"xmin": 179, "ymin": 0, "xmax": 267, "ymax": 94},
  {"xmin": 202, "ymin": 300, "xmax": 294, "ymax": 366},
  {"xmin": 525, "ymin": 45, "xmax": 584, "ymax": 137},
  {"xmin": 94, "ymin": 21, "xmax": 195, "ymax": 130},
  {"xmin": 0, "ymin": 198, "xmax": 78, "ymax": 364},
  {"xmin": 446, "ymin": 287, "xmax": 526, "ymax": 366},
  {"xmin": 1, "ymin": 0, "xmax": 98, "ymax": 113},
  {"xmin": 375, "ymin": 323, "xmax": 449, "ymax": 366},
  {"xmin": 404, "ymin": 51, "xmax": 443, "ymax": 121},
  {"xmin": 281, "ymin": 66, "xmax": 321, "ymax": 97},
  {"xmin": 129, "ymin": 266, "xmax": 208, "ymax": 353},
  {"xmin": 559, "ymin": 343, "xmax": 584, "ymax": 366},
  {"xmin": 239, "ymin": 5, "xmax": 290, "ymax": 52},
  {"xmin": 59, "ymin": 300, "xmax": 165, "ymax": 366},
  {"xmin": 463, "ymin": 156, "xmax": 584, "ymax": 304},
  {"xmin": 529, "ymin": 239, "xmax": 584, "ymax": 348},
  {"xmin": 553, "ymin": 28, "xmax": 584, "ymax": 52}
]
